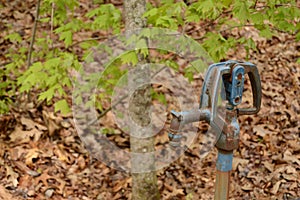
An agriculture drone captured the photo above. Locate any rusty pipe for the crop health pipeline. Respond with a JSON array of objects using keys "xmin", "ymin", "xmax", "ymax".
[
  {"xmin": 215, "ymin": 170, "xmax": 230, "ymax": 200},
  {"xmin": 214, "ymin": 150, "xmax": 233, "ymax": 200}
]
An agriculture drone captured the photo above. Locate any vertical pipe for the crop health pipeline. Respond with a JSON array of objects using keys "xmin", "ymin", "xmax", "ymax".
[{"xmin": 214, "ymin": 150, "xmax": 233, "ymax": 200}]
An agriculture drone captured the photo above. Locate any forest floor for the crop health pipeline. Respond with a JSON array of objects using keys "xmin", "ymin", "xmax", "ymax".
[{"xmin": 0, "ymin": 0, "xmax": 299, "ymax": 200}]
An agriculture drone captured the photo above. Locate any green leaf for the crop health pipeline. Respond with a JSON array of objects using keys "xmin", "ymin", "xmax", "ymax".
[
  {"xmin": 30, "ymin": 62, "xmax": 43, "ymax": 73},
  {"xmin": 143, "ymin": 8, "xmax": 158, "ymax": 17},
  {"xmin": 54, "ymin": 99, "xmax": 70, "ymax": 115},
  {"xmin": 59, "ymin": 30, "xmax": 73, "ymax": 47},
  {"xmin": 189, "ymin": 0, "xmax": 222, "ymax": 20},
  {"xmin": 251, "ymin": 13, "xmax": 265, "ymax": 25},
  {"xmin": 165, "ymin": 60, "xmax": 179, "ymax": 71},
  {"xmin": 186, "ymin": 13, "xmax": 200, "ymax": 22},
  {"xmin": 86, "ymin": 8, "xmax": 100, "ymax": 18},
  {"xmin": 0, "ymin": 100, "xmax": 9, "ymax": 114},
  {"xmin": 199, "ymin": 0, "xmax": 214, "ymax": 13},
  {"xmin": 156, "ymin": 16, "xmax": 175, "ymax": 28},
  {"xmin": 121, "ymin": 51, "xmax": 138, "ymax": 65},
  {"xmin": 296, "ymin": 31, "xmax": 300, "ymax": 41},
  {"xmin": 54, "ymin": 26, "xmax": 65, "ymax": 34},
  {"xmin": 45, "ymin": 57, "xmax": 61, "ymax": 68},
  {"xmin": 203, "ymin": 33, "xmax": 237, "ymax": 61},
  {"xmin": 5, "ymin": 33, "xmax": 22, "ymax": 43},
  {"xmin": 233, "ymin": 1, "xmax": 250, "ymax": 23},
  {"xmin": 136, "ymin": 39, "xmax": 149, "ymax": 57},
  {"xmin": 191, "ymin": 59, "xmax": 207, "ymax": 73},
  {"xmin": 222, "ymin": 0, "xmax": 233, "ymax": 8},
  {"xmin": 39, "ymin": 17, "xmax": 50, "ymax": 23},
  {"xmin": 38, "ymin": 86, "xmax": 57, "ymax": 102},
  {"xmin": 86, "ymin": 4, "xmax": 121, "ymax": 32},
  {"xmin": 259, "ymin": 26, "xmax": 273, "ymax": 38}
]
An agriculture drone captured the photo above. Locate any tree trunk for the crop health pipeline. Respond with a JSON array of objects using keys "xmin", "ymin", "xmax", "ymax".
[{"xmin": 124, "ymin": 1, "xmax": 160, "ymax": 200}]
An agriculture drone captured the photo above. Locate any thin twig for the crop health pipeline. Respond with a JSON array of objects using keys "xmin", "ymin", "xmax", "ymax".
[
  {"xmin": 255, "ymin": 4, "xmax": 300, "ymax": 9},
  {"xmin": 219, "ymin": 24, "xmax": 256, "ymax": 33},
  {"xmin": 27, "ymin": 0, "xmax": 41, "ymax": 68},
  {"xmin": 70, "ymin": 36, "xmax": 108, "ymax": 48},
  {"xmin": 186, "ymin": 11, "xmax": 232, "ymax": 35},
  {"xmin": 46, "ymin": 36, "xmax": 108, "ymax": 51},
  {"xmin": 252, "ymin": 0, "xmax": 258, "ymax": 9},
  {"xmin": 50, "ymin": 2, "xmax": 55, "ymax": 51},
  {"xmin": 193, "ymin": 36, "xmax": 205, "ymax": 41},
  {"xmin": 219, "ymin": 24, "xmax": 295, "ymax": 35},
  {"xmin": 0, "ymin": 61, "xmax": 12, "ymax": 67}
]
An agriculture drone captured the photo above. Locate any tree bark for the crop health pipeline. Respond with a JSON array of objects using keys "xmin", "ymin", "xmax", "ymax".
[{"xmin": 124, "ymin": 1, "xmax": 160, "ymax": 200}]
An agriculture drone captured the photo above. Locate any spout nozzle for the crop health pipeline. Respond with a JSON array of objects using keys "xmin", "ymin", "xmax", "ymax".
[{"xmin": 168, "ymin": 133, "xmax": 182, "ymax": 148}]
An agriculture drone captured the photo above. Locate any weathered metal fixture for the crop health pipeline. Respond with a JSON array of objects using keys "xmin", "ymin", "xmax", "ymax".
[{"xmin": 168, "ymin": 60, "xmax": 262, "ymax": 200}]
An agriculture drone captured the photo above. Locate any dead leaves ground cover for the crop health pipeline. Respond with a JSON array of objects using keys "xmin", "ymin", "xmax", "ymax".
[{"xmin": 0, "ymin": 0, "xmax": 300, "ymax": 199}]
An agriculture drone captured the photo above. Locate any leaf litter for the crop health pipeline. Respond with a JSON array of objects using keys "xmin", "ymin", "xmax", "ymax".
[{"xmin": 0, "ymin": 0, "xmax": 299, "ymax": 199}]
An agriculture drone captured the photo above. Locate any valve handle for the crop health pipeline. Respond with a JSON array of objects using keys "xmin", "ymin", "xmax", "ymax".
[
  {"xmin": 167, "ymin": 61, "xmax": 261, "ymax": 148},
  {"xmin": 200, "ymin": 61, "xmax": 261, "ymax": 116},
  {"xmin": 237, "ymin": 62, "xmax": 261, "ymax": 115},
  {"xmin": 222, "ymin": 65, "xmax": 245, "ymax": 106},
  {"xmin": 199, "ymin": 61, "xmax": 261, "ymax": 141}
]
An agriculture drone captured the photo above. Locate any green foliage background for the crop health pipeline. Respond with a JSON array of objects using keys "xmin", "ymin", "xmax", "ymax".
[{"xmin": 1, "ymin": 0, "xmax": 299, "ymax": 114}]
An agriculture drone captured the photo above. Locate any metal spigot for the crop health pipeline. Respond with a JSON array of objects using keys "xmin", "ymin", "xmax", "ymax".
[{"xmin": 167, "ymin": 60, "xmax": 262, "ymax": 200}]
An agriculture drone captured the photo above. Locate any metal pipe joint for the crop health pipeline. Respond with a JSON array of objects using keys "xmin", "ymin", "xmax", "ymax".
[
  {"xmin": 168, "ymin": 109, "xmax": 210, "ymax": 148},
  {"xmin": 215, "ymin": 107, "xmax": 240, "ymax": 151}
]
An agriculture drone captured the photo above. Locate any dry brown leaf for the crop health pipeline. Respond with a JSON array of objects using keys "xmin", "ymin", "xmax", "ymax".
[
  {"xmin": 25, "ymin": 148, "xmax": 40, "ymax": 166},
  {"xmin": 247, "ymin": 171, "xmax": 264, "ymax": 186},
  {"xmin": 232, "ymin": 157, "xmax": 249, "ymax": 171},
  {"xmin": 0, "ymin": 185, "xmax": 16, "ymax": 200},
  {"xmin": 253, "ymin": 125, "xmax": 276, "ymax": 138},
  {"xmin": 1, "ymin": 2, "xmax": 300, "ymax": 200},
  {"xmin": 164, "ymin": 182, "xmax": 174, "ymax": 191},
  {"xmin": 5, "ymin": 165, "xmax": 19, "ymax": 187},
  {"xmin": 54, "ymin": 146, "xmax": 69, "ymax": 162},
  {"xmin": 9, "ymin": 126, "xmax": 31, "ymax": 143},
  {"xmin": 282, "ymin": 173, "xmax": 297, "ymax": 181},
  {"xmin": 112, "ymin": 193, "xmax": 122, "ymax": 200},
  {"xmin": 27, "ymin": 189, "xmax": 35, "ymax": 197},
  {"xmin": 60, "ymin": 120, "xmax": 71, "ymax": 128},
  {"xmin": 262, "ymin": 161, "xmax": 274, "ymax": 172},
  {"xmin": 42, "ymin": 111, "xmax": 60, "ymax": 136},
  {"xmin": 34, "ymin": 169, "xmax": 66, "ymax": 195},
  {"xmin": 14, "ymin": 161, "xmax": 40, "ymax": 177},
  {"xmin": 287, "ymin": 140, "xmax": 300, "ymax": 151},
  {"xmin": 285, "ymin": 166, "xmax": 297, "ymax": 174},
  {"xmin": 0, "ymin": 114, "xmax": 16, "ymax": 135},
  {"xmin": 155, "ymin": 132, "xmax": 169, "ymax": 145},
  {"xmin": 48, "ymin": 119, "xmax": 60, "ymax": 136},
  {"xmin": 9, "ymin": 146, "xmax": 26, "ymax": 161},
  {"xmin": 283, "ymin": 149, "xmax": 300, "ymax": 165},
  {"xmin": 270, "ymin": 180, "xmax": 286, "ymax": 195},
  {"xmin": 9, "ymin": 126, "xmax": 43, "ymax": 142},
  {"xmin": 241, "ymin": 183, "xmax": 253, "ymax": 191},
  {"xmin": 99, "ymin": 111, "xmax": 115, "ymax": 128},
  {"xmin": 20, "ymin": 117, "xmax": 47, "ymax": 131}
]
